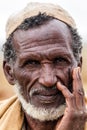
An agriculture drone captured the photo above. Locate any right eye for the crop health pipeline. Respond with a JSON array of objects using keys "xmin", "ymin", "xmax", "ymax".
[
  {"xmin": 53, "ymin": 57, "xmax": 68, "ymax": 64},
  {"xmin": 23, "ymin": 59, "xmax": 40, "ymax": 67}
]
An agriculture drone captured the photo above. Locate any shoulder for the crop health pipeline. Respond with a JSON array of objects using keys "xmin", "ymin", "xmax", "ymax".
[
  {"xmin": 0, "ymin": 95, "xmax": 18, "ymax": 117},
  {"xmin": 0, "ymin": 95, "xmax": 18, "ymax": 107},
  {"xmin": 0, "ymin": 95, "xmax": 24, "ymax": 130}
]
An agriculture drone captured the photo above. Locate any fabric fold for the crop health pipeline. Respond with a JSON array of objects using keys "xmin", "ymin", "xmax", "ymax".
[{"xmin": 0, "ymin": 95, "xmax": 24, "ymax": 130}]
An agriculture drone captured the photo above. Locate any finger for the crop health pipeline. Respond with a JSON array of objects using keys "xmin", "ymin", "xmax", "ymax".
[
  {"xmin": 57, "ymin": 82, "xmax": 76, "ymax": 108},
  {"xmin": 72, "ymin": 67, "xmax": 85, "ymax": 109}
]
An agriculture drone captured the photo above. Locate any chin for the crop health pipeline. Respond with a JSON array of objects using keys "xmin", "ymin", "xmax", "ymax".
[{"xmin": 14, "ymin": 83, "xmax": 66, "ymax": 121}]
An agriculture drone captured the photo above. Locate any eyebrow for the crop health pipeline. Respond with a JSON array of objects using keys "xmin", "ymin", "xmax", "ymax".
[{"xmin": 18, "ymin": 47, "xmax": 72, "ymax": 64}]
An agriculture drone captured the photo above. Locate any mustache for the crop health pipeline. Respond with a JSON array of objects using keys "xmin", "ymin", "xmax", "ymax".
[
  {"xmin": 29, "ymin": 85, "xmax": 62, "ymax": 97},
  {"xmin": 29, "ymin": 82, "xmax": 72, "ymax": 98}
]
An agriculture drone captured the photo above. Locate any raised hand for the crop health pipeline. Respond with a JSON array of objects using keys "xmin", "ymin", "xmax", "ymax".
[{"xmin": 56, "ymin": 67, "xmax": 87, "ymax": 130}]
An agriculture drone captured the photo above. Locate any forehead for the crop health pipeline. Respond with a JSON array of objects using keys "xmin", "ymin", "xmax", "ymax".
[{"xmin": 13, "ymin": 19, "xmax": 72, "ymax": 53}]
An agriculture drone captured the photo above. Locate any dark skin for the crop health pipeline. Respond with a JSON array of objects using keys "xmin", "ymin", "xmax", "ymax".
[{"xmin": 3, "ymin": 19, "xmax": 87, "ymax": 130}]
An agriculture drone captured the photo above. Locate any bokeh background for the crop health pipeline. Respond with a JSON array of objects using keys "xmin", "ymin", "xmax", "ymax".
[{"xmin": 0, "ymin": 0, "xmax": 87, "ymax": 100}]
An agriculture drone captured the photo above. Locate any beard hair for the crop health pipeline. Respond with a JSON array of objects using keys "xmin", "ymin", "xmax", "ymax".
[{"xmin": 14, "ymin": 82, "xmax": 66, "ymax": 121}]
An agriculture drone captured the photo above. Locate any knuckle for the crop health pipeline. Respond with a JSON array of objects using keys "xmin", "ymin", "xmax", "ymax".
[
  {"xmin": 77, "ymin": 88, "xmax": 84, "ymax": 96},
  {"xmin": 62, "ymin": 86, "xmax": 67, "ymax": 91},
  {"xmin": 68, "ymin": 94, "xmax": 74, "ymax": 100},
  {"xmin": 66, "ymin": 108, "xmax": 87, "ymax": 121}
]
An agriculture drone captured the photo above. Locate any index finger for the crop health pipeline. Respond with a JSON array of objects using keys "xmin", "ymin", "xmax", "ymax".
[
  {"xmin": 57, "ymin": 82, "xmax": 76, "ymax": 108},
  {"xmin": 72, "ymin": 67, "xmax": 85, "ymax": 108}
]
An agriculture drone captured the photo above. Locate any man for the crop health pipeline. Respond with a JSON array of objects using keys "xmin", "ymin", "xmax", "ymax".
[{"xmin": 0, "ymin": 2, "xmax": 87, "ymax": 130}]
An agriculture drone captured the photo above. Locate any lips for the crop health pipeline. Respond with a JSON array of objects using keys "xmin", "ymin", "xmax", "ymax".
[
  {"xmin": 36, "ymin": 93, "xmax": 58, "ymax": 103},
  {"xmin": 31, "ymin": 88, "xmax": 62, "ymax": 104}
]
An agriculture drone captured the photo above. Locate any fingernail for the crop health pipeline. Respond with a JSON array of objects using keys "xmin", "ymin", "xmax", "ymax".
[
  {"xmin": 57, "ymin": 81, "xmax": 62, "ymax": 88},
  {"xmin": 57, "ymin": 81, "xmax": 61, "ymax": 86}
]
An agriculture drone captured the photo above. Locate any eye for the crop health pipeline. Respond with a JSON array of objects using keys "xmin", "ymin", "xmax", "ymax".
[
  {"xmin": 23, "ymin": 59, "xmax": 40, "ymax": 67},
  {"xmin": 53, "ymin": 57, "xmax": 68, "ymax": 64}
]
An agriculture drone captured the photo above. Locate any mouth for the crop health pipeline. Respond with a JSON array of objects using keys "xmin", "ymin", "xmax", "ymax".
[
  {"xmin": 36, "ymin": 94, "xmax": 58, "ymax": 104},
  {"xmin": 30, "ymin": 88, "xmax": 63, "ymax": 104}
]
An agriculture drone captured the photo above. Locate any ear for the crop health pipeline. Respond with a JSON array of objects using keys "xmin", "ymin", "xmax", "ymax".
[
  {"xmin": 3, "ymin": 60, "xmax": 15, "ymax": 85},
  {"xmin": 78, "ymin": 56, "xmax": 82, "ymax": 69}
]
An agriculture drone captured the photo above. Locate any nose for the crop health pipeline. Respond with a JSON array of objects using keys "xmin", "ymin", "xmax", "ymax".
[{"xmin": 39, "ymin": 63, "xmax": 57, "ymax": 87}]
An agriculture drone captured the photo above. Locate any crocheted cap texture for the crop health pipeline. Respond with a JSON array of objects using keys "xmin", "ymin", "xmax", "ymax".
[{"xmin": 6, "ymin": 2, "xmax": 76, "ymax": 38}]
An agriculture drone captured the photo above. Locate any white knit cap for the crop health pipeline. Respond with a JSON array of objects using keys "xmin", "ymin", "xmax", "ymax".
[{"xmin": 6, "ymin": 2, "xmax": 76, "ymax": 38}]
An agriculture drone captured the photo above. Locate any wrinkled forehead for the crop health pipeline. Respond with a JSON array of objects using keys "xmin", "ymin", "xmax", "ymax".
[{"xmin": 12, "ymin": 19, "xmax": 72, "ymax": 52}]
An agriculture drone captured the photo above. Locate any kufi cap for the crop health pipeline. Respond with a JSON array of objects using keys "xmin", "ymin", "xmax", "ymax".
[{"xmin": 6, "ymin": 2, "xmax": 76, "ymax": 38}]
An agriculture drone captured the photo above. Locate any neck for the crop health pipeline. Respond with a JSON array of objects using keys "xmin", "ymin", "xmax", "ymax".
[{"xmin": 24, "ymin": 113, "xmax": 62, "ymax": 130}]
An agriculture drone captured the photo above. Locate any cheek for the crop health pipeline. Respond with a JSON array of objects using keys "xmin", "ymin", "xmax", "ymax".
[
  {"xmin": 14, "ymin": 69, "xmax": 30, "ymax": 85},
  {"xmin": 56, "ymin": 66, "xmax": 72, "ymax": 87},
  {"xmin": 14, "ymin": 68, "xmax": 39, "ymax": 89},
  {"xmin": 14, "ymin": 68, "xmax": 40, "ymax": 101},
  {"xmin": 56, "ymin": 59, "xmax": 78, "ymax": 87}
]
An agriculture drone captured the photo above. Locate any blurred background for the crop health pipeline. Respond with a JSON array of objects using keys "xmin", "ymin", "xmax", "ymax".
[{"xmin": 0, "ymin": 0, "xmax": 87, "ymax": 100}]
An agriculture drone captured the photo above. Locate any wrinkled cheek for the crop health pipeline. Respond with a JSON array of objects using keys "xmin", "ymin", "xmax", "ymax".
[
  {"xmin": 56, "ymin": 66, "xmax": 72, "ymax": 88},
  {"xmin": 56, "ymin": 62, "xmax": 77, "ymax": 92},
  {"xmin": 14, "ymin": 69, "xmax": 40, "ymax": 100},
  {"xmin": 14, "ymin": 69, "xmax": 30, "ymax": 87}
]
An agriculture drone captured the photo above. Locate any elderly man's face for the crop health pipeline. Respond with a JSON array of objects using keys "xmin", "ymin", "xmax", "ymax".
[{"xmin": 12, "ymin": 19, "xmax": 77, "ymax": 110}]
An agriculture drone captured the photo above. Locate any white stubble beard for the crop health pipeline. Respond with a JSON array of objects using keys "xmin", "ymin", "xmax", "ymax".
[{"xmin": 14, "ymin": 82, "xmax": 66, "ymax": 121}]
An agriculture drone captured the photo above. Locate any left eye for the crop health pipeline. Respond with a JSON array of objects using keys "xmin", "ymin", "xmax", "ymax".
[{"xmin": 53, "ymin": 57, "xmax": 68, "ymax": 64}]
